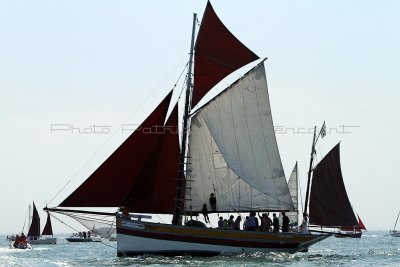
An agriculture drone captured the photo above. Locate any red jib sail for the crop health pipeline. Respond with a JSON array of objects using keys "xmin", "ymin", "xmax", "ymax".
[
  {"xmin": 192, "ymin": 1, "xmax": 259, "ymax": 107},
  {"xmin": 41, "ymin": 211, "xmax": 53, "ymax": 236},
  {"xmin": 357, "ymin": 215, "xmax": 367, "ymax": 230},
  {"xmin": 60, "ymin": 91, "xmax": 180, "ymax": 213},
  {"xmin": 27, "ymin": 202, "xmax": 40, "ymax": 237},
  {"xmin": 309, "ymin": 143, "xmax": 358, "ymax": 227}
]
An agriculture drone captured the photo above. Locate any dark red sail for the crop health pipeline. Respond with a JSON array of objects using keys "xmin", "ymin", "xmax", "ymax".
[
  {"xmin": 60, "ymin": 91, "xmax": 179, "ymax": 210},
  {"xmin": 309, "ymin": 143, "xmax": 358, "ymax": 227},
  {"xmin": 357, "ymin": 215, "xmax": 367, "ymax": 230},
  {"xmin": 124, "ymin": 104, "xmax": 180, "ymax": 213},
  {"xmin": 192, "ymin": 1, "xmax": 259, "ymax": 107},
  {"xmin": 27, "ymin": 202, "xmax": 40, "ymax": 237},
  {"xmin": 42, "ymin": 212, "xmax": 53, "ymax": 236}
]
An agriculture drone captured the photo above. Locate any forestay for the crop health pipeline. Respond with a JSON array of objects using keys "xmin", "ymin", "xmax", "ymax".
[{"xmin": 187, "ymin": 63, "xmax": 294, "ymax": 212}]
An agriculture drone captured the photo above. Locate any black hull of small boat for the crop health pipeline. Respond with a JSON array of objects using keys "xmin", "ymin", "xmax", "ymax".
[{"xmin": 334, "ymin": 232, "xmax": 362, "ymax": 238}]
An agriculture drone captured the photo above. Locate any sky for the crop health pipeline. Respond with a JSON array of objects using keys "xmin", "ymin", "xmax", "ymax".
[{"xmin": 0, "ymin": 0, "xmax": 399, "ymax": 234}]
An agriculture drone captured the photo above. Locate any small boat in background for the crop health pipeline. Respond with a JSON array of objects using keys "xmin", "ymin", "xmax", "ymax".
[
  {"xmin": 335, "ymin": 214, "xmax": 366, "ymax": 238},
  {"xmin": 390, "ymin": 211, "xmax": 400, "ymax": 237},
  {"xmin": 10, "ymin": 233, "xmax": 31, "ymax": 249},
  {"xmin": 66, "ymin": 232, "xmax": 101, "ymax": 242},
  {"xmin": 27, "ymin": 202, "xmax": 57, "ymax": 245}
]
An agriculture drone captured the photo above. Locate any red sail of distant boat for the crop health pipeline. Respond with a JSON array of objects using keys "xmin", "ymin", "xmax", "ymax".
[
  {"xmin": 340, "ymin": 214, "xmax": 367, "ymax": 231},
  {"xmin": 309, "ymin": 143, "xmax": 358, "ymax": 227},
  {"xmin": 192, "ymin": 1, "xmax": 259, "ymax": 107},
  {"xmin": 59, "ymin": 91, "xmax": 180, "ymax": 214},
  {"xmin": 357, "ymin": 215, "xmax": 367, "ymax": 230},
  {"xmin": 41, "ymin": 212, "xmax": 53, "ymax": 236},
  {"xmin": 27, "ymin": 202, "xmax": 40, "ymax": 237}
]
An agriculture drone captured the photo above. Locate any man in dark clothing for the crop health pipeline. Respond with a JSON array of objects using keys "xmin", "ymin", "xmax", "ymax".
[
  {"xmin": 209, "ymin": 193, "xmax": 217, "ymax": 212},
  {"xmin": 272, "ymin": 213, "xmax": 280, "ymax": 232},
  {"xmin": 282, "ymin": 211, "xmax": 290, "ymax": 232},
  {"xmin": 202, "ymin": 203, "xmax": 210, "ymax": 223}
]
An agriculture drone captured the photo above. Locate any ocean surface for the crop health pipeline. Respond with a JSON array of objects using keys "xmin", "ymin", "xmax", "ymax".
[{"xmin": 0, "ymin": 231, "xmax": 399, "ymax": 266}]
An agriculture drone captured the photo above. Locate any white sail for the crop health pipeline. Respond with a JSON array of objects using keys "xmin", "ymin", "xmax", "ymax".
[
  {"xmin": 287, "ymin": 162, "xmax": 299, "ymax": 226},
  {"xmin": 187, "ymin": 63, "xmax": 294, "ymax": 212}
]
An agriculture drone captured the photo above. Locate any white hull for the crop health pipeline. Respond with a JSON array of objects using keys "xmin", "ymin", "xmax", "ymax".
[
  {"xmin": 29, "ymin": 237, "xmax": 57, "ymax": 245},
  {"xmin": 118, "ymin": 233, "xmax": 306, "ymax": 256},
  {"xmin": 116, "ymin": 219, "xmax": 329, "ymax": 257}
]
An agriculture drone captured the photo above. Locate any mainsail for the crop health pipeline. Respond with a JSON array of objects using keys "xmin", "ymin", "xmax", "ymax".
[
  {"xmin": 27, "ymin": 202, "xmax": 40, "ymax": 237},
  {"xmin": 309, "ymin": 143, "xmax": 358, "ymax": 227},
  {"xmin": 187, "ymin": 63, "xmax": 294, "ymax": 212},
  {"xmin": 192, "ymin": 1, "xmax": 259, "ymax": 107},
  {"xmin": 41, "ymin": 212, "xmax": 53, "ymax": 236}
]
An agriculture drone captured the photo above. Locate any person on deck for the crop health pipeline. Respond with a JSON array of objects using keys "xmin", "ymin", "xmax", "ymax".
[
  {"xmin": 233, "ymin": 216, "xmax": 241, "ymax": 230},
  {"xmin": 250, "ymin": 211, "xmax": 258, "ymax": 230},
  {"xmin": 218, "ymin": 216, "xmax": 224, "ymax": 229},
  {"xmin": 227, "ymin": 215, "xmax": 235, "ymax": 229},
  {"xmin": 259, "ymin": 213, "xmax": 270, "ymax": 231},
  {"xmin": 266, "ymin": 213, "xmax": 273, "ymax": 231},
  {"xmin": 209, "ymin": 193, "xmax": 217, "ymax": 212},
  {"xmin": 243, "ymin": 216, "xmax": 249, "ymax": 230},
  {"xmin": 202, "ymin": 204, "xmax": 210, "ymax": 223},
  {"xmin": 122, "ymin": 207, "xmax": 130, "ymax": 219},
  {"xmin": 247, "ymin": 213, "xmax": 256, "ymax": 231},
  {"xmin": 282, "ymin": 211, "xmax": 290, "ymax": 232},
  {"xmin": 300, "ymin": 212, "xmax": 310, "ymax": 234},
  {"xmin": 223, "ymin": 219, "xmax": 229, "ymax": 229},
  {"xmin": 272, "ymin": 213, "xmax": 280, "ymax": 232}
]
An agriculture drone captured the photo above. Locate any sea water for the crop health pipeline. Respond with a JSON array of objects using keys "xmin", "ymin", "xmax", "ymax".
[{"xmin": 0, "ymin": 231, "xmax": 399, "ymax": 266}]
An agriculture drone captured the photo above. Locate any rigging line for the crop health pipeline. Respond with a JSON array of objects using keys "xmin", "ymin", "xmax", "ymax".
[
  {"xmin": 21, "ymin": 206, "xmax": 30, "ymax": 233},
  {"xmin": 69, "ymin": 215, "xmax": 115, "ymax": 225},
  {"xmin": 49, "ymin": 213, "xmax": 80, "ymax": 233},
  {"xmin": 176, "ymin": 64, "xmax": 189, "ymax": 100},
  {"xmin": 100, "ymin": 240, "xmax": 117, "ymax": 250},
  {"xmin": 299, "ymin": 169, "xmax": 304, "ymax": 215},
  {"xmin": 47, "ymin": 59, "xmax": 189, "ymax": 206}
]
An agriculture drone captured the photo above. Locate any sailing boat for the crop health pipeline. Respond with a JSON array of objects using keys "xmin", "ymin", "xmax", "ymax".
[
  {"xmin": 305, "ymin": 137, "xmax": 360, "ymax": 237},
  {"xmin": 390, "ymin": 211, "xmax": 400, "ymax": 237},
  {"xmin": 28, "ymin": 202, "xmax": 57, "ymax": 245},
  {"xmin": 335, "ymin": 214, "xmax": 367, "ymax": 238},
  {"xmin": 44, "ymin": 1, "xmax": 344, "ymax": 256}
]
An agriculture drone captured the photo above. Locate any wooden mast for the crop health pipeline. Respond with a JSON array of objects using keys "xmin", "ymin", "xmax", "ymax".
[
  {"xmin": 172, "ymin": 13, "xmax": 197, "ymax": 226},
  {"xmin": 304, "ymin": 127, "xmax": 317, "ymax": 217},
  {"xmin": 304, "ymin": 122, "xmax": 325, "ymax": 216}
]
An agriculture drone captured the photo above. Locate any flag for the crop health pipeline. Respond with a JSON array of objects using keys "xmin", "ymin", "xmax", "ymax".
[{"xmin": 320, "ymin": 122, "xmax": 326, "ymax": 138}]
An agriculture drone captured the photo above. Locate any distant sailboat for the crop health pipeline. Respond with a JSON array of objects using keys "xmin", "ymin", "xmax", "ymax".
[
  {"xmin": 28, "ymin": 202, "xmax": 57, "ymax": 245},
  {"xmin": 390, "ymin": 211, "xmax": 400, "ymax": 237},
  {"xmin": 42, "ymin": 1, "xmax": 370, "ymax": 257},
  {"xmin": 305, "ymin": 141, "xmax": 360, "ymax": 236}
]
